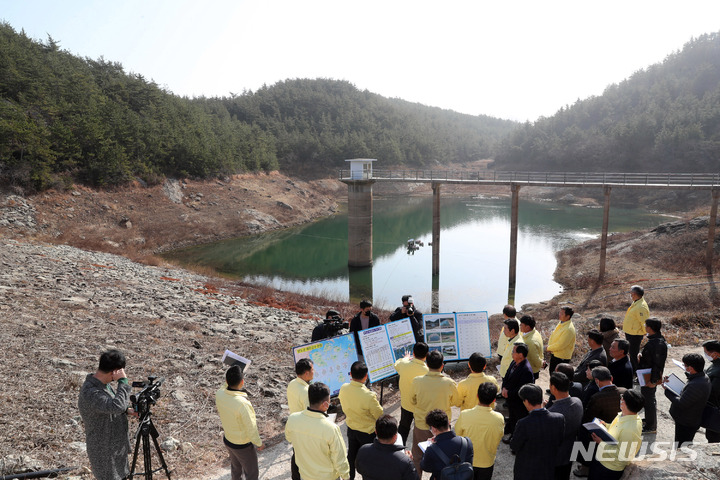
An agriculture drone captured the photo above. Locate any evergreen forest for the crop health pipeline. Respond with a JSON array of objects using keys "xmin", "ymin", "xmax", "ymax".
[
  {"xmin": 0, "ymin": 23, "xmax": 515, "ymax": 192},
  {"xmin": 493, "ymin": 32, "xmax": 720, "ymax": 173}
]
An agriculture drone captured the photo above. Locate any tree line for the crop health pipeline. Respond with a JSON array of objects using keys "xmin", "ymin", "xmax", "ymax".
[
  {"xmin": 493, "ymin": 32, "xmax": 720, "ymax": 173},
  {"xmin": 0, "ymin": 23, "xmax": 516, "ymax": 192}
]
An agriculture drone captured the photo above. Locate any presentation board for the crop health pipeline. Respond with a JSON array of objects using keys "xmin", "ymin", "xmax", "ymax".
[
  {"xmin": 423, "ymin": 311, "xmax": 491, "ymax": 361},
  {"xmin": 292, "ymin": 333, "xmax": 358, "ymax": 397},
  {"xmin": 358, "ymin": 318, "xmax": 416, "ymax": 383}
]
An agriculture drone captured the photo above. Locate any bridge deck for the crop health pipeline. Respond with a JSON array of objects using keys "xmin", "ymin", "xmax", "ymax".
[{"xmin": 339, "ymin": 170, "xmax": 720, "ymax": 189}]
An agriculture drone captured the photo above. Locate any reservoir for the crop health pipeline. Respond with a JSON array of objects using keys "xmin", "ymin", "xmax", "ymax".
[{"xmin": 164, "ymin": 196, "xmax": 668, "ymax": 314}]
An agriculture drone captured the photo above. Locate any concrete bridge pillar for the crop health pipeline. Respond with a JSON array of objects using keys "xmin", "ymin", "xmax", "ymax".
[
  {"xmin": 707, "ymin": 189, "xmax": 720, "ymax": 274},
  {"xmin": 508, "ymin": 184, "xmax": 520, "ymax": 305},
  {"xmin": 432, "ymin": 182, "xmax": 441, "ymax": 276},
  {"xmin": 343, "ymin": 179, "xmax": 375, "ymax": 267},
  {"xmin": 599, "ymin": 186, "xmax": 612, "ymax": 281}
]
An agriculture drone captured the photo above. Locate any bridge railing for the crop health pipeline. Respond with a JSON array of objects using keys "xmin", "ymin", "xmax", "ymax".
[{"xmin": 338, "ymin": 170, "xmax": 720, "ymax": 186}]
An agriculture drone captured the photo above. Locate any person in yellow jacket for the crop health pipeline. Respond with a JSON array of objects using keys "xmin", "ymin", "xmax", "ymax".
[
  {"xmin": 499, "ymin": 319, "xmax": 525, "ymax": 376},
  {"xmin": 520, "ymin": 315, "xmax": 544, "ymax": 380},
  {"xmin": 589, "ymin": 389, "xmax": 644, "ymax": 478},
  {"xmin": 410, "ymin": 350, "xmax": 460, "ymax": 475},
  {"xmin": 393, "ymin": 342, "xmax": 429, "ymax": 444},
  {"xmin": 622, "ymin": 285, "xmax": 649, "ymax": 373},
  {"xmin": 455, "ymin": 382, "xmax": 505, "ymax": 480},
  {"xmin": 215, "ymin": 366, "xmax": 264, "ymax": 480},
  {"xmin": 546, "ymin": 306, "xmax": 577, "ymax": 374},
  {"xmin": 286, "ymin": 358, "xmax": 314, "ymax": 480},
  {"xmin": 338, "ymin": 361, "xmax": 384, "ymax": 480},
  {"xmin": 457, "ymin": 352, "xmax": 499, "ymax": 410},
  {"xmin": 286, "ymin": 382, "xmax": 350, "ymax": 480},
  {"xmin": 496, "ymin": 304, "xmax": 517, "ymax": 363}
]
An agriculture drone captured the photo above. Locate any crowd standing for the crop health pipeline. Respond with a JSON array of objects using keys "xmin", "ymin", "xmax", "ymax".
[{"xmin": 77, "ymin": 287, "xmax": 720, "ymax": 480}]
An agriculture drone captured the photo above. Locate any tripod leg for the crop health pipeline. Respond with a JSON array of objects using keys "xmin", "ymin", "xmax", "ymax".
[
  {"xmin": 128, "ymin": 417, "xmax": 146, "ymax": 478},
  {"xmin": 148, "ymin": 419, "xmax": 172, "ymax": 479},
  {"xmin": 143, "ymin": 430, "xmax": 152, "ymax": 480}
]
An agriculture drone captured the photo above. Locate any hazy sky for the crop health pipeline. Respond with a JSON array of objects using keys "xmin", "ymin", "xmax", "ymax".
[{"xmin": 2, "ymin": 0, "xmax": 719, "ymax": 121}]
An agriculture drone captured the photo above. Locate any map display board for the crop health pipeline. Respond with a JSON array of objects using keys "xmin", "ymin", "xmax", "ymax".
[
  {"xmin": 424, "ymin": 311, "xmax": 491, "ymax": 361},
  {"xmin": 292, "ymin": 333, "xmax": 358, "ymax": 397},
  {"xmin": 358, "ymin": 318, "xmax": 416, "ymax": 383}
]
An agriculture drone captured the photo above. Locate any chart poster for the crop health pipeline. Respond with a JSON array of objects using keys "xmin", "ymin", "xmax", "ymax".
[
  {"xmin": 292, "ymin": 333, "xmax": 358, "ymax": 397},
  {"xmin": 424, "ymin": 311, "xmax": 491, "ymax": 362},
  {"xmin": 358, "ymin": 318, "xmax": 415, "ymax": 383}
]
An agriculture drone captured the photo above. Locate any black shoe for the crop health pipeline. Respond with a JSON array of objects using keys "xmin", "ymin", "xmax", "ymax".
[
  {"xmin": 502, "ymin": 433, "xmax": 513, "ymax": 444},
  {"xmin": 642, "ymin": 426, "xmax": 657, "ymax": 434}
]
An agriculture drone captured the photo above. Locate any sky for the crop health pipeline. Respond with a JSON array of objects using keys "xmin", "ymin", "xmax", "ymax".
[{"xmin": 2, "ymin": 0, "xmax": 719, "ymax": 122}]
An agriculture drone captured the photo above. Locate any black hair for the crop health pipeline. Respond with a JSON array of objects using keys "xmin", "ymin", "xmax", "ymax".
[
  {"xmin": 587, "ymin": 359, "xmax": 604, "ymax": 371},
  {"xmin": 98, "ymin": 349, "xmax": 126, "ymax": 373},
  {"xmin": 550, "ymin": 372, "xmax": 570, "ymax": 392},
  {"xmin": 350, "ymin": 361, "xmax": 368, "ymax": 380},
  {"xmin": 425, "ymin": 409, "xmax": 449, "ymax": 430},
  {"xmin": 622, "ymin": 389, "xmax": 644, "ymax": 413},
  {"xmin": 468, "ymin": 352, "xmax": 487, "ymax": 373},
  {"xmin": 631, "ymin": 285, "xmax": 644, "ymax": 297},
  {"xmin": 308, "ymin": 382, "xmax": 330, "ymax": 406},
  {"xmin": 513, "ymin": 343, "xmax": 528, "ymax": 357},
  {"xmin": 561, "ymin": 306, "xmax": 574, "ymax": 318},
  {"xmin": 226, "ymin": 365, "xmax": 244, "ymax": 388},
  {"xmin": 414, "ymin": 342, "xmax": 429, "ymax": 358},
  {"xmin": 295, "ymin": 358, "xmax": 313, "ymax": 376},
  {"xmin": 518, "ymin": 384, "xmax": 543, "ymax": 406},
  {"xmin": 614, "ymin": 339, "xmax": 630, "ymax": 355},
  {"xmin": 426, "ymin": 350, "xmax": 444, "ymax": 369},
  {"xmin": 375, "ymin": 415, "xmax": 398, "ymax": 440},
  {"xmin": 555, "ymin": 363, "xmax": 575, "ymax": 380},
  {"xmin": 503, "ymin": 304, "xmax": 517, "ymax": 318},
  {"xmin": 591, "ymin": 366, "xmax": 612, "ymax": 382},
  {"xmin": 682, "ymin": 353, "xmax": 705, "ymax": 373},
  {"xmin": 519, "ymin": 314, "xmax": 535, "ymax": 329},
  {"xmin": 703, "ymin": 339, "xmax": 720, "ymax": 353},
  {"xmin": 360, "ymin": 299, "xmax": 372, "ymax": 309},
  {"xmin": 477, "ymin": 382, "xmax": 498, "ymax": 406},
  {"xmin": 645, "ymin": 318, "xmax": 662, "ymax": 333},
  {"xmin": 325, "ymin": 309, "xmax": 340, "ymax": 319},
  {"xmin": 587, "ymin": 329, "xmax": 604, "ymax": 345},
  {"xmin": 504, "ymin": 319, "xmax": 519, "ymax": 335},
  {"xmin": 599, "ymin": 317, "xmax": 616, "ymax": 332},
  {"xmin": 401, "ymin": 295, "xmax": 411, "ymax": 303}
]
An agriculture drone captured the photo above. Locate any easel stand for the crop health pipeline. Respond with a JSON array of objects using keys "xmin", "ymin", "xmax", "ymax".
[{"xmin": 128, "ymin": 411, "xmax": 172, "ymax": 479}]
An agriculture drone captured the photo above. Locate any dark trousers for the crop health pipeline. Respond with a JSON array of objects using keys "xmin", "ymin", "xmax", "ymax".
[
  {"xmin": 291, "ymin": 450, "xmax": 301, "ymax": 480},
  {"xmin": 675, "ymin": 423, "xmax": 700, "ymax": 447},
  {"xmin": 626, "ymin": 333, "xmax": 643, "ymax": 373},
  {"xmin": 398, "ymin": 407, "xmax": 414, "ymax": 446},
  {"xmin": 473, "ymin": 465, "xmax": 494, "ymax": 480},
  {"xmin": 550, "ymin": 355, "xmax": 570, "ymax": 375},
  {"xmin": 505, "ymin": 397, "xmax": 528, "ymax": 434},
  {"xmin": 347, "ymin": 427, "xmax": 375, "ymax": 480},
  {"xmin": 554, "ymin": 462, "xmax": 572, "ymax": 480},
  {"xmin": 588, "ymin": 459, "xmax": 624, "ymax": 480},
  {"xmin": 226, "ymin": 444, "xmax": 258, "ymax": 480},
  {"xmin": 707, "ymin": 428, "xmax": 720, "ymax": 443},
  {"xmin": 641, "ymin": 385, "xmax": 657, "ymax": 430}
]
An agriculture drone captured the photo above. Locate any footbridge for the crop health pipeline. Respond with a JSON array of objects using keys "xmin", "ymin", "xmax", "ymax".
[{"xmin": 339, "ymin": 161, "xmax": 720, "ymax": 305}]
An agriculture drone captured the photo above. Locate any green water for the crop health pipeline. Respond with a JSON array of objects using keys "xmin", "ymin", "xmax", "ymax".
[{"xmin": 164, "ymin": 196, "xmax": 669, "ymax": 314}]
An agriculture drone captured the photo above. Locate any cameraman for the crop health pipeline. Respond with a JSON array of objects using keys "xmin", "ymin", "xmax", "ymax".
[
  {"xmin": 389, "ymin": 295, "xmax": 424, "ymax": 343},
  {"xmin": 312, "ymin": 309, "xmax": 346, "ymax": 341},
  {"xmin": 78, "ymin": 349, "xmax": 135, "ymax": 480}
]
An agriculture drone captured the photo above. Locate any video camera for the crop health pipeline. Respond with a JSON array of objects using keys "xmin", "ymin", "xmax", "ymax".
[
  {"xmin": 131, "ymin": 376, "xmax": 165, "ymax": 416},
  {"xmin": 323, "ymin": 315, "xmax": 349, "ymax": 336}
]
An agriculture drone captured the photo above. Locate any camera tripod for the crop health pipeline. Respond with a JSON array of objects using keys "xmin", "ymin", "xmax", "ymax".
[{"xmin": 127, "ymin": 408, "xmax": 172, "ymax": 479}]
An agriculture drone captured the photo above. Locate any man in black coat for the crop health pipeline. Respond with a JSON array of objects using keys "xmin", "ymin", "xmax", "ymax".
[
  {"xmin": 501, "ymin": 343, "xmax": 535, "ymax": 442},
  {"xmin": 388, "ymin": 294, "xmax": 424, "ymax": 343},
  {"xmin": 637, "ymin": 318, "xmax": 668, "ymax": 433},
  {"xmin": 663, "ymin": 353, "xmax": 711, "ymax": 446},
  {"xmin": 572, "ymin": 329, "xmax": 608, "ymax": 385},
  {"xmin": 349, "ymin": 300, "xmax": 381, "ymax": 357},
  {"xmin": 510, "ymin": 384, "xmax": 565, "ymax": 480},
  {"xmin": 420, "ymin": 409, "xmax": 474, "ymax": 480},
  {"xmin": 608, "ymin": 338, "xmax": 634, "ymax": 389},
  {"xmin": 356, "ymin": 415, "xmax": 418, "ymax": 480},
  {"xmin": 703, "ymin": 339, "xmax": 720, "ymax": 443}
]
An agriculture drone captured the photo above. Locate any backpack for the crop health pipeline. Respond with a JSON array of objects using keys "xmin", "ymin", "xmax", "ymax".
[{"xmin": 428, "ymin": 436, "xmax": 474, "ymax": 480}]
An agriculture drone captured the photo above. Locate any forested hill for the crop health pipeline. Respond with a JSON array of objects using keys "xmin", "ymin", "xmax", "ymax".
[
  {"xmin": 0, "ymin": 23, "xmax": 516, "ymax": 192},
  {"xmin": 493, "ymin": 32, "xmax": 720, "ymax": 173}
]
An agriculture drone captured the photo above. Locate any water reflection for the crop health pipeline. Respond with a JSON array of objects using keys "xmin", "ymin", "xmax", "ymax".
[{"xmin": 164, "ymin": 196, "xmax": 668, "ymax": 314}]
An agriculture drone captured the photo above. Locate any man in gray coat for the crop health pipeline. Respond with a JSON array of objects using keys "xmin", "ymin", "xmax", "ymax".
[{"xmin": 78, "ymin": 350, "xmax": 134, "ymax": 480}]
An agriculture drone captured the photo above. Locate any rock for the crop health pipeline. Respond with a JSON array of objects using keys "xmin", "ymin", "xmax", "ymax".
[
  {"xmin": 119, "ymin": 217, "xmax": 132, "ymax": 229},
  {"xmin": 163, "ymin": 179, "xmax": 184, "ymax": 204},
  {"xmin": 276, "ymin": 201, "xmax": 293, "ymax": 210},
  {"xmin": 68, "ymin": 441, "xmax": 86, "ymax": 452},
  {"xmin": 160, "ymin": 437, "xmax": 180, "ymax": 452},
  {"xmin": 0, "ymin": 454, "xmax": 42, "ymax": 475}
]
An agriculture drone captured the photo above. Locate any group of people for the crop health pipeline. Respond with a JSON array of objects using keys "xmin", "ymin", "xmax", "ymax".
[{"xmin": 76, "ymin": 285, "xmax": 720, "ymax": 480}]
